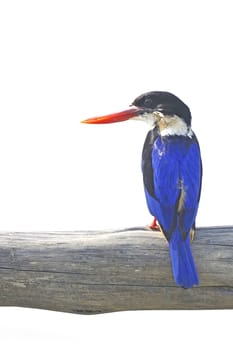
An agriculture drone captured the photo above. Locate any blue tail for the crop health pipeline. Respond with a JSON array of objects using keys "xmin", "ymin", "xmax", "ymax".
[{"xmin": 169, "ymin": 228, "xmax": 199, "ymax": 288}]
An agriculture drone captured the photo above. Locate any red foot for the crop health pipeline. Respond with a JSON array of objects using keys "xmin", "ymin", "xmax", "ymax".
[{"xmin": 149, "ymin": 217, "xmax": 160, "ymax": 230}]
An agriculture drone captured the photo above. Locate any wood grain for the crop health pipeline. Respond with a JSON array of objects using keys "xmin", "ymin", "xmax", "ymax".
[{"xmin": 0, "ymin": 226, "xmax": 232, "ymax": 314}]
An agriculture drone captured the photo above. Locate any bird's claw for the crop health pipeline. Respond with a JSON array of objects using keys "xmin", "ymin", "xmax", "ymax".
[{"xmin": 148, "ymin": 217, "xmax": 160, "ymax": 231}]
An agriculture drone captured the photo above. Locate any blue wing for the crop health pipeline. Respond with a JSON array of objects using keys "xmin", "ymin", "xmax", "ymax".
[
  {"xmin": 144, "ymin": 135, "xmax": 202, "ymax": 241},
  {"xmin": 143, "ymin": 134, "xmax": 202, "ymax": 288}
]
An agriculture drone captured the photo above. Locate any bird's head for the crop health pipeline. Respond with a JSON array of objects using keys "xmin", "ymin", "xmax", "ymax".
[{"xmin": 82, "ymin": 91, "xmax": 192, "ymax": 137}]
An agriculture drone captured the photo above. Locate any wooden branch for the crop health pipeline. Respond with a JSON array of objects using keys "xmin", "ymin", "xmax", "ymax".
[{"xmin": 0, "ymin": 226, "xmax": 232, "ymax": 314}]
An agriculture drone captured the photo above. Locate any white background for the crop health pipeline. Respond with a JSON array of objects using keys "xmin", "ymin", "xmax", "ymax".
[{"xmin": 0, "ymin": 0, "xmax": 232, "ymax": 349}]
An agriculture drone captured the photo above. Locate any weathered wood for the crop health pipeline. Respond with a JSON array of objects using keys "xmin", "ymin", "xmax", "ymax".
[{"xmin": 0, "ymin": 226, "xmax": 232, "ymax": 313}]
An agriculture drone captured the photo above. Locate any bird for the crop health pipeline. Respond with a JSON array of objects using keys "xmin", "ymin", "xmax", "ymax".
[{"xmin": 81, "ymin": 91, "xmax": 202, "ymax": 288}]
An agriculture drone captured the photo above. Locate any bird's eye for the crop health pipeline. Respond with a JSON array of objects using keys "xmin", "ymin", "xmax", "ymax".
[{"xmin": 144, "ymin": 98, "xmax": 153, "ymax": 108}]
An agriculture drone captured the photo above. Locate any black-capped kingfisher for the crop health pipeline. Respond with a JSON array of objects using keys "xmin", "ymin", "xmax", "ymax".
[{"xmin": 82, "ymin": 91, "xmax": 202, "ymax": 288}]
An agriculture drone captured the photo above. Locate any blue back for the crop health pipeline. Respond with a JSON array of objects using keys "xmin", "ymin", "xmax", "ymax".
[{"xmin": 144, "ymin": 135, "xmax": 202, "ymax": 241}]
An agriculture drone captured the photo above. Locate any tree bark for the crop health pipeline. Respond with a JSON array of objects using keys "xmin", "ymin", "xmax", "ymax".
[{"xmin": 0, "ymin": 226, "xmax": 232, "ymax": 314}]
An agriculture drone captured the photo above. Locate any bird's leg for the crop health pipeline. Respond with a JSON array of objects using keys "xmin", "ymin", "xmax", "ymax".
[{"xmin": 148, "ymin": 216, "xmax": 160, "ymax": 231}]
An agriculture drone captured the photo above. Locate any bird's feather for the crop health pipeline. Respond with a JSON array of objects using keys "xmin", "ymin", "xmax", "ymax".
[{"xmin": 142, "ymin": 132, "xmax": 202, "ymax": 288}]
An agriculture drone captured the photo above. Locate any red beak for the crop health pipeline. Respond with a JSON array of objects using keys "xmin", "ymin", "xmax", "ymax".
[{"xmin": 81, "ymin": 107, "xmax": 141, "ymax": 124}]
